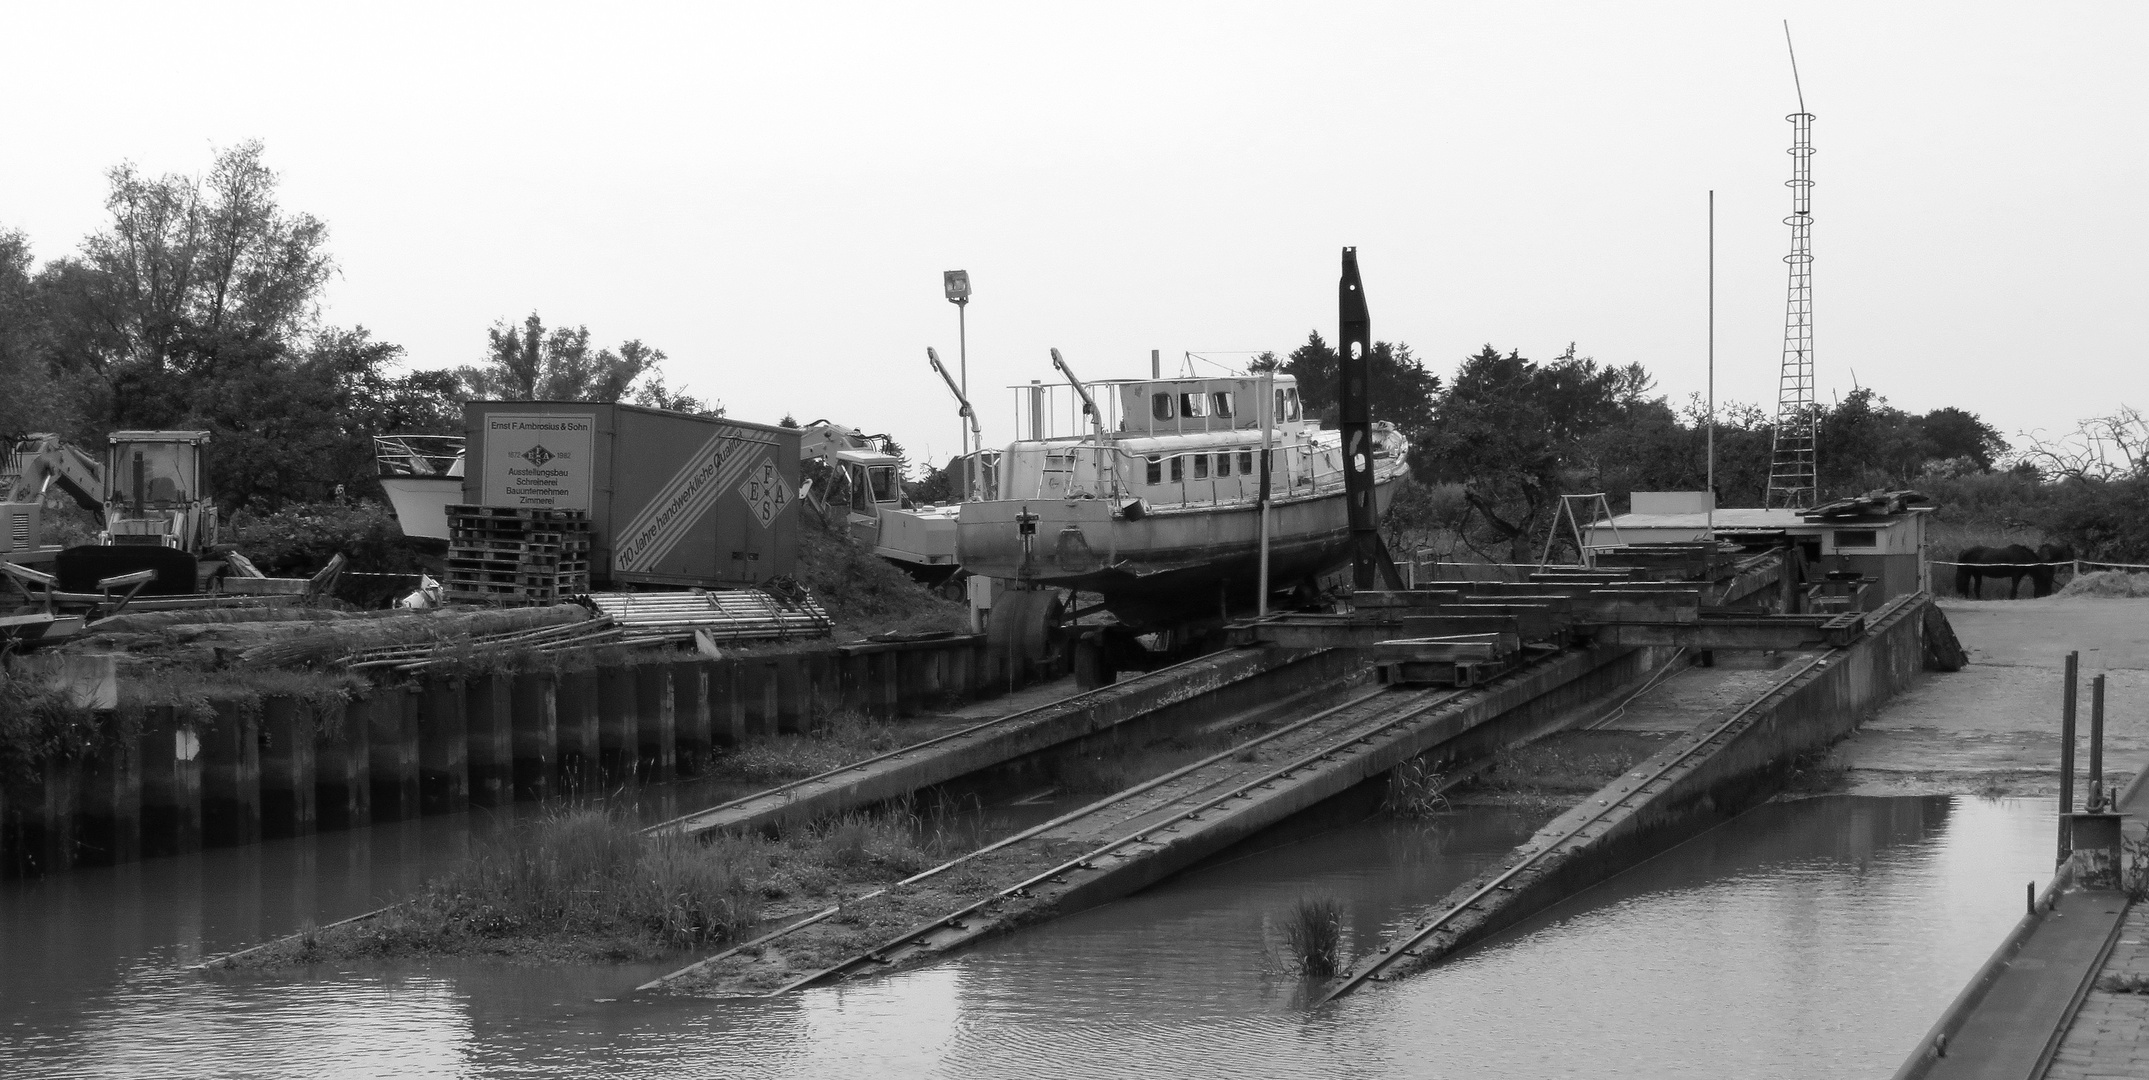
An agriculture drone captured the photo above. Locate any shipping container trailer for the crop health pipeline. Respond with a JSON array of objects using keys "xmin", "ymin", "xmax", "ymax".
[{"xmin": 461, "ymin": 402, "xmax": 802, "ymax": 589}]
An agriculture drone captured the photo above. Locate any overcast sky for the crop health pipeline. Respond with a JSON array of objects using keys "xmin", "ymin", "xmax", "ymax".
[{"xmin": 4, "ymin": 2, "xmax": 2143, "ymax": 469}]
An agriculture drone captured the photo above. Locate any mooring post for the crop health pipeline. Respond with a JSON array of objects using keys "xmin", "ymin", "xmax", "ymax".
[
  {"xmin": 2087, "ymin": 673, "xmax": 2106, "ymax": 811},
  {"xmin": 138, "ymin": 704, "xmax": 202, "ymax": 856},
  {"xmin": 669, "ymin": 660, "xmax": 710, "ymax": 775},
  {"xmin": 597, "ymin": 667, "xmax": 639, "ymax": 788},
  {"xmin": 464, "ymin": 674, "xmax": 513, "ymax": 808},
  {"xmin": 417, "ymin": 679, "xmax": 469, "ymax": 816},
  {"xmin": 79, "ymin": 722, "xmax": 141, "ymax": 866},
  {"xmin": 367, "ymin": 691, "xmax": 421, "ymax": 822},
  {"xmin": 201, "ymin": 699, "xmax": 262, "ymax": 847},
  {"xmin": 2058, "ymin": 650, "xmax": 2078, "ymax": 865},
  {"xmin": 314, "ymin": 695, "xmax": 370, "ymax": 831},
  {"xmin": 555, "ymin": 670, "xmax": 601, "ymax": 798},
  {"xmin": 635, "ymin": 663, "xmax": 676, "ymax": 783},
  {"xmin": 258, "ymin": 696, "xmax": 317, "ymax": 840},
  {"xmin": 509, "ymin": 671, "xmax": 557, "ymax": 802}
]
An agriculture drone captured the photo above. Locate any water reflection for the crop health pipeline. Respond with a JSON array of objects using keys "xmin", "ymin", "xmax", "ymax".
[{"xmin": 0, "ymin": 796, "xmax": 2053, "ymax": 1079}]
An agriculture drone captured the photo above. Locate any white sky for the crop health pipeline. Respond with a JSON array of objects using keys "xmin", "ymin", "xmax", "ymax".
[{"xmin": 3, "ymin": 2, "xmax": 2143, "ymax": 468}]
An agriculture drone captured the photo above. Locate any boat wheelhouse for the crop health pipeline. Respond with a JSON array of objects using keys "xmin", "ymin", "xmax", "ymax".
[{"xmin": 959, "ymin": 369, "xmax": 1409, "ymax": 628}]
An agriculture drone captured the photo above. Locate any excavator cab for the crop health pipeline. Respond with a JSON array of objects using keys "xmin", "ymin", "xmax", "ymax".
[{"xmin": 103, "ymin": 431, "xmax": 216, "ymax": 551}]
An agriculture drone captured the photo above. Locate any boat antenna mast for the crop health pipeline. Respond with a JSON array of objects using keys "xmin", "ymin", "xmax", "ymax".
[
  {"xmin": 1337, "ymin": 247, "xmax": 1405, "ymax": 590},
  {"xmin": 1765, "ymin": 21, "xmax": 1819, "ymax": 509}
]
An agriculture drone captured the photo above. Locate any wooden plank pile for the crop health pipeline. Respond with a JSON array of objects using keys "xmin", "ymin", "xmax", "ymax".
[
  {"xmin": 1591, "ymin": 541, "xmax": 1737, "ymax": 581},
  {"xmin": 445, "ymin": 505, "xmax": 592, "ymax": 606}
]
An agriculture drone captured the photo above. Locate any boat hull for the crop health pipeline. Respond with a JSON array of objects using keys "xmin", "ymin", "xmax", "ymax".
[
  {"xmin": 957, "ymin": 480, "xmax": 1397, "ymax": 628},
  {"xmin": 380, "ymin": 476, "xmax": 459, "ymax": 540}
]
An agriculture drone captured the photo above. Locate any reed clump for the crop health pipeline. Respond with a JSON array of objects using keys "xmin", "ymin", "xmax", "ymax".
[
  {"xmin": 263, "ymin": 808, "xmax": 765, "ymax": 964},
  {"xmin": 715, "ymin": 709, "xmax": 909, "ymax": 782},
  {"xmin": 1279, "ymin": 895, "xmax": 1345, "ymax": 978},
  {"xmin": 1384, "ymin": 756, "xmax": 1452, "ymax": 817}
]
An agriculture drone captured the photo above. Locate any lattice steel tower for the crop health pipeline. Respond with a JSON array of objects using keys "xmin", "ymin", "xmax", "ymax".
[{"xmin": 1766, "ymin": 34, "xmax": 1818, "ymax": 509}]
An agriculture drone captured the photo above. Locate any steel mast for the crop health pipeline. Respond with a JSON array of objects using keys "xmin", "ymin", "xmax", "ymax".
[{"xmin": 1765, "ymin": 25, "xmax": 1818, "ymax": 509}]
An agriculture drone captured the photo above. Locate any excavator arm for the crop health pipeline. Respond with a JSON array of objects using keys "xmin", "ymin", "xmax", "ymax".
[{"xmin": 6, "ymin": 437, "xmax": 104, "ymax": 521}]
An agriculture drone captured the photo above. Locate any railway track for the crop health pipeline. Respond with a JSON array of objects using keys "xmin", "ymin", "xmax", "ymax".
[
  {"xmin": 1316, "ymin": 646, "xmax": 1834, "ymax": 1002},
  {"xmin": 643, "ymin": 648, "xmax": 1630, "ymax": 998}
]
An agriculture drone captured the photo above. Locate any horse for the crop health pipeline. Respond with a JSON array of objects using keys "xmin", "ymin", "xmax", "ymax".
[
  {"xmin": 1955, "ymin": 544, "xmax": 2042, "ymax": 599},
  {"xmin": 2033, "ymin": 542, "xmax": 2077, "ymax": 597}
]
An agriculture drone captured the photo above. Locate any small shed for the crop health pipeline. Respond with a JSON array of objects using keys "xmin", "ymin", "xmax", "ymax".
[{"xmin": 1585, "ymin": 491, "xmax": 1930, "ymax": 609}]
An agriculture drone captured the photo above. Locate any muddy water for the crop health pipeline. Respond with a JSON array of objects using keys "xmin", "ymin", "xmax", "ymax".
[{"xmin": 1, "ymin": 794, "xmax": 2055, "ymax": 1078}]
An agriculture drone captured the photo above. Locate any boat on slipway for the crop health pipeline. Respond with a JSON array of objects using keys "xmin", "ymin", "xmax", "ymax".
[{"xmin": 958, "ymin": 362, "xmax": 1410, "ymax": 635}]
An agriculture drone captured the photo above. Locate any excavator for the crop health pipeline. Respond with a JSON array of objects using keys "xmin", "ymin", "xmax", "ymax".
[
  {"xmin": 796, "ymin": 419, "xmax": 989, "ymax": 596},
  {"xmin": 2, "ymin": 430, "xmax": 224, "ymax": 596}
]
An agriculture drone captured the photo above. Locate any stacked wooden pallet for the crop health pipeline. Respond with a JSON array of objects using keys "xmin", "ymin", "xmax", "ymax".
[{"xmin": 444, "ymin": 505, "xmax": 593, "ymax": 605}]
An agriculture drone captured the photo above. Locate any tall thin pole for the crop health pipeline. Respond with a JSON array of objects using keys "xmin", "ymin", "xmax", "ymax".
[
  {"xmin": 1708, "ymin": 189, "xmax": 1716, "ymax": 538},
  {"xmin": 958, "ymin": 300, "xmax": 970, "ymax": 500},
  {"xmin": 1258, "ymin": 367, "xmax": 1274, "ymax": 616},
  {"xmin": 2089, "ymin": 673, "xmax": 2106, "ymax": 811},
  {"xmin": 2059, "ymin": 650, "xmax": 2078, "ymax": 865}
]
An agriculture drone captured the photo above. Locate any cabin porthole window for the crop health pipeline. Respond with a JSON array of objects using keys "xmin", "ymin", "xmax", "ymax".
[
  {"xmin": 1180, "ymin": 393, "xmax": 1209, "ymax": 418},
  {"xmin": 1169, "ymin": 456, "xmax": 1183, "ymax": 482},
  {"xmin": 1151, "ymin": 393, "xmax": 1174, "ymax": 421},
  {"xmin": 1193, "ymin": 454, "xmax": 1209, "ymax": 479},
  {"xmin": 1217, "ymin": 453, "xmax": 1232, "ymax": 477},
  {"xmin": 1145, "ymin": 456, "xmax": 1161, "ymax": 484},
  {"xmin": 1239, "ymin": 450, "xmax": 1254, "ymax": 474},
  {"xmin": 1212, "ymin": 392, "xmax": 1235, "ymax": 418}
]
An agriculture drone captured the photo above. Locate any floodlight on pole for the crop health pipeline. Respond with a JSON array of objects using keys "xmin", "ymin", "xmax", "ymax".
[{"xmin": 944, "ymin": 270, "xmax": 972, "ymax": 499}]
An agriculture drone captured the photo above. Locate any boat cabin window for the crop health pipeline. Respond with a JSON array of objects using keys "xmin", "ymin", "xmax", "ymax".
[
  {"xmin": 1169, "ymin": 456, "xmax": 1183, "ymax": 482},
  {"xmin": 1216, "ymin": 452, "xmax": 1231, "ymax": 477},
  {"xmin": 1239, "ymin": 450, "xmax": 1254, "ymax": 474},
  {"xmin": 1145, "ymin": 456, "xmax": 1161, "ymax": 484},
  {"xmin": 1193, "ymin": 454, "xmax": 1209, "ymax": 479},
  {"xmin": 868, "ymin": 464, "xmax": 901, "ymax": 504},
  {"xmin": 1212, "ymin": 391, "xmax": 1235, "ymax": 418},
  {"xmin": 1151, "ymin": 393, "xmax": 1175, "ymax": 421},
  {"xmin": 1179, "ymin": 392, "xmax": 1209, "ymax": 418},
  {"xmin": 1273, "ymin": 388, "xmax": 1303, "ymax": 424}
]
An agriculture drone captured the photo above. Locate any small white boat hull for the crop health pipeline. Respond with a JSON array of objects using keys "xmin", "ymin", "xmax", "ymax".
[{"xmin": 380, "ymin": 476, "xmax": 460, "ymax": 540}]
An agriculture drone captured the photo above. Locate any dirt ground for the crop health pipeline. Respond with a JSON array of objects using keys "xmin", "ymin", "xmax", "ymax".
[{"xmin": 1824, "ymin": 596, "xmax": 2149, "ymax": 799}]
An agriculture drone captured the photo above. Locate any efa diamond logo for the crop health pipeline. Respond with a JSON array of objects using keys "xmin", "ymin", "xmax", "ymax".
[
  {"xmin": 520, "ymin": 445, "xmax": 555, "ymax": 467},
  {"xmin": 739, "ymin": 459, "xmax": 792, "ymax": 528}
]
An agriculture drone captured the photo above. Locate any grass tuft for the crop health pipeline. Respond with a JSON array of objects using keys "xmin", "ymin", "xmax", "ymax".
[
  {"xmin": 1385, "ymin": 756, "xmax": 1452, "ymax": 817},
  {"xmin": 1279, "ymin": 895, "xmax": 1345, "ymax": 978}
]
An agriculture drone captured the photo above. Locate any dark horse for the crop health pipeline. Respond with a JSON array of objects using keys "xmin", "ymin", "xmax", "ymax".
[{"xmin": 1955, "ymin": 543, "xmax": 2074, "ymax": 598}]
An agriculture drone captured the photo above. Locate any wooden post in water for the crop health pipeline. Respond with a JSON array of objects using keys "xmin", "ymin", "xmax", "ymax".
[
  {"xmin": 258, "ymin": 696, "xmax": 317, "ymax": 839},
  {"xmin": 465, "ymin": 674, "xmax": 514, "ymax": 808},
  {"xmin": 597, "ymin": 668, "xmax": 639, "ymax": 788},
  {"xmin": 201, "ymin": 699, "xmax": 262, "ymax": 846},
  {"xmin": 368, "ymin": 690, "xmax": 421, "ymax": 822},
  {"xmin": 635, "ymin": 664, "xmax": 676, "ymax": 782},
  {"xmin": 510, "ymin": 671, "xmax": 558, "ymax": 802},
  {"xmin": 417, "ymin": 679, "xmax": 469, "ymax": 815},
  {"xmin": 670, "ymin": 661, "xmax": 711, "ymax": 775},
  {"xmin": 79, "ymin": 726, "xmax": 141, "ymax": 865},
  {"xmin": 2058, "ymin": 650, "xmax": 2078, "ymax": 865},
  {"xmin": 139, "ymin": 705, "xmax": 202, "ymax": 856},
  {"xmin": 314, "ymin": 696, "xmax": 370, "ymax": 831},
  {"xmin": 556, "ymin": 670, "xmax": 601, "ymax": 798}
]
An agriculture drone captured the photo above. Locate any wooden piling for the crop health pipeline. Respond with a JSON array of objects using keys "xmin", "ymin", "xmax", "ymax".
[
  {"xmin": 717, "ymin": 661, "xmax": 747, "ymax": 747},
  {"xmin": 75, "ymin": 722, "xmax": 141, "ymax": 866},
  {"xmin": 314, "ymin": 696, "xmax": 370, "ymax": 831},
  {"xmin": 510, "ymin": 671, "xmax": 558, "ymax": 802},
  {"xmin": 556, "ymin": 670, "xmax": 601, "ymax": 798},
  {"xmin": 417, "ymin": 679, "xmax": 469, "ymax": 815},
  {"xmin": 258, "ymin": 696, "xmax": 317, "ymax": 839},
  {"xmin": 598, "ymin": 668, "xmax": 639, "ymax": 787},
  {"xmin": 201, "ymin": 700, "xmax": 262, "ymax": 846},
  {"xmin": 635, "ymin": 664, "xmax": 676, "ymax": 782},
  {"xmin": 670, "ymin": 661, "xmax": 711, "ymax": 773},
  {"xmin": 139, "ymin": 705, "xmax": 202, "ymax": 856},
  {"xmin": 465, "ymin": 674, "xmax": 514, "ymax": 808},
  {"xmin": 367, "ymin": 690, "xmax": 421, "ymax": 822}
]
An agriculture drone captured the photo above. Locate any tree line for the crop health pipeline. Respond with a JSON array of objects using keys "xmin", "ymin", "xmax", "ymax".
[{"xmin": 0, "ymin": 142, "xmax": 711, "ymax": 513}]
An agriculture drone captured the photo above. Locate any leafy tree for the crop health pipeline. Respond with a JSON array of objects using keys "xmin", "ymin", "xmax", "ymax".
[
  {"xmin": 457, "ymin": 312, "xmax": 684, "ymax": 405},
  {"xmin": 37, "ymin": 141, "xmax": 332, "ymax": 432},
  {"xmin": 1920, "ymin": 407, "xmax": 2007, "ymax": 471},
  {"xmin": 1265, "ymin": 331, "xmax": 1441, "ymax": 438},
  {"xmin": 0, "ymin": 229, "xmax": 63, "ymax": 438}
]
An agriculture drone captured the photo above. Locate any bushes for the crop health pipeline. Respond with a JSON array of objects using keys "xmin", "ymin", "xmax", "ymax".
[{"xmin": 224, "ymin": 499, "xmax": 439, "ymax": 576}]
